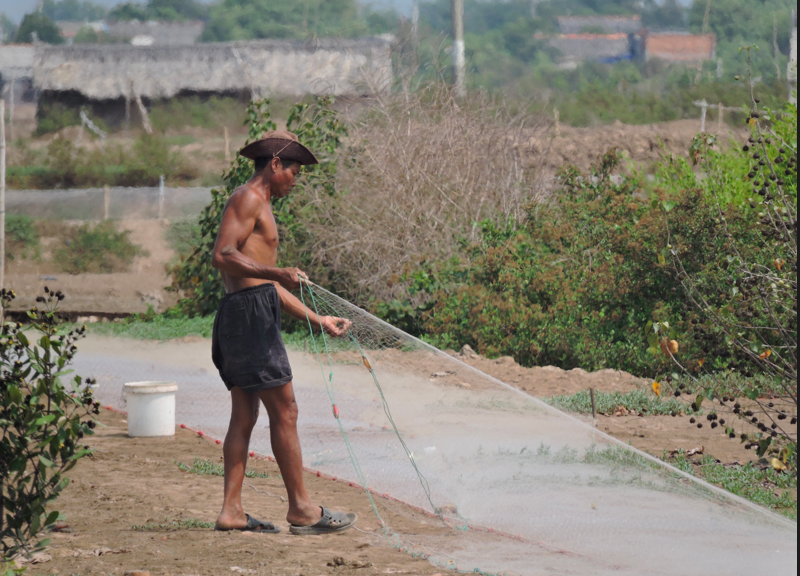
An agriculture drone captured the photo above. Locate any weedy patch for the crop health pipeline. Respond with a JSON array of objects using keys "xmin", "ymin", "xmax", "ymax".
[
  {"xmin": 664, "ymin": 450, "xmax": 797, "ymax": 520},
  {"xmin": 131, "ymin": 517, "xmax": 214, "ymax": 531},
  {"xmin": 546, "ymin": 389, "xmax": 695, "ymax": 416},
  {"xmin": 175, "ymin": 456, "xmax": 273, "ymax": 479}
]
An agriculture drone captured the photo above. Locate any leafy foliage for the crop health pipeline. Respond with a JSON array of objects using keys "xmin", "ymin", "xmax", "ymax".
[
  {"xmin": 109, "ymin": 0, "xmax": 208, "ymax": 22},
  {"xmin": 42, "ymin": 0, "xmax": 107, "ymax": 22},
  {"xmin": 54, "ymin": 221, "xmax": 146, "ymax": 274},
  {"xmin": 424, "ymin": 148, "xmax": 769, "ymax": 375},
  {"xmin": 7, "ymin": 135, "xmax": 198, "ymax": 189},
  {"xmin": 4, "ymin": 216, "xmax": 41, "ymax": 262},
  {"xmin": 0, "ymin": 289, "xmax": 96, "ymax": 559},
  {"xmin": 200, "ymin": 0, "xmax": 386, "ymax": 42},
  {"xmin": 169, "ymin": 97, "xmax": 346, "ymax": 316},
  {"xmin": 655, "ymin": 60, "xmax": 797, "ymax": 459},
  {"xmin": 13, "ymin": 11, "xmax": 64, "ymax": 44}
]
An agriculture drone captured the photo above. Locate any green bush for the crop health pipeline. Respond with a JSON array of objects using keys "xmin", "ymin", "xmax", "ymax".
[
  {"xmin": 6, "ymin": 136, "xmax": 199, "ymax": 189},
  {"xmin": 165, "ymin": 216, "xmax": 202, "ymax": 257},
  {"xmin": 4, "ymin": 215, "xmax": 41, "ymax": 261},
  {"xmin": 0, "ymin": 289, "xmax": 96, "ymax": 559},
  {"xmin": 54, "ymin": 221, "xmax": 147, "ymax": 274},
  {"xmin": 423, "ymin": 149, "xmax": 765, "ymax": 375},
  {"xmin": 34, "ymin": 103, "xmax": 80, "ymax": 137}
]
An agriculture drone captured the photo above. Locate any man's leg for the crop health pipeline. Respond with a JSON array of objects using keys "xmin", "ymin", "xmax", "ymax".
[
  {"xmin": 215, "ymin": 386, "xmax": 260, "ymax": 529},
  {"xmin": 258, "ymin": 381, "xmax": 322, "ymax": 526}
]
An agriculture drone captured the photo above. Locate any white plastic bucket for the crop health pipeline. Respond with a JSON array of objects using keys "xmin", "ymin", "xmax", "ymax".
[{"xmin": 123, "ymin": 381, "xmax": 178, "ymax": 437}]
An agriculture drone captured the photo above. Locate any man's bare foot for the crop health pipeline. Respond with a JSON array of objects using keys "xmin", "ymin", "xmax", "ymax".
[
  {"xmin": 286, "ymin": 503, "xmax": 323, "ymax": 527},
  {"xmin": 215, "ymin": 509, "xmax": 249, "ymax": 530}
]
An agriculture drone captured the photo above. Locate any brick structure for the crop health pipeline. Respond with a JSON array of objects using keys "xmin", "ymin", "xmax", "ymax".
[
  {"xmin": 645, "ymin": 33, "xmax": 716, "ymax": 63},
  {"xmin": 557, "ymin": 15, "xmax": 642, "ymax": 35},
  {"xmin": 540, "ymin": 33, "xmax": 633, "ymax": 64}
]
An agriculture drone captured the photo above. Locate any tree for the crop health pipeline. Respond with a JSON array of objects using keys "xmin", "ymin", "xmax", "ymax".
[
  {"xmin": 42, "ymin": 0, "xmax": 108, "ymax": 22},
  {"xmin": 14, "ymin": 12, "xmax": 65, "ymax": 44},
  {"xmin": 0, "ymin": 12, "xmax": 16, "ymax": 44},
  {"xmin": 201, "ymin": 0, "xmax": 368, "ymax": 42},
  {"xmin": 109, "ymin": 0, "xmax": 208, "ymax": 22}
]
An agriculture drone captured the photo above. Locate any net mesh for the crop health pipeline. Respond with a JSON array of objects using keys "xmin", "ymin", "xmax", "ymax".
[{"xmin": 76, "ymin": 282, "xmax": 797, "ymax": 575}]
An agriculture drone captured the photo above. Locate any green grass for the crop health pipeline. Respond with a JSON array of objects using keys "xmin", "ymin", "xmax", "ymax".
[
  {"xmin": 546, "ymin": 389, "xmax": 698, "ymax": 416},
  {"xmin": 162, "ymin": 135, "xmax": 198, "ymax": 147},
  {"xmin": 131, "ymin": 517, "xmax": 214, "ymax": 531},
  {"xmin": 175, "ymin": 456, "xmax": 275, "ymax": 479},
  {"xmin": 82, "ymin": 312, "xmax": 314, "ymax": 350},
  {"xmin": 87, "ymin": 314, "xmax": 215, "ymax": 340},
  {"xmin": 666, "ymin": 451, "xmax": 797, "ymax": 520}
]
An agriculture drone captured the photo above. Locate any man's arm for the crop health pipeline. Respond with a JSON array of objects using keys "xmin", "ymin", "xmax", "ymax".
[
  {"xmin": 211, "ymin": 190, "xmax": 306, "ymax": 290},
  {"xmin": 274, "ymin": 284, "xmax": 351, "ymax": 337}
]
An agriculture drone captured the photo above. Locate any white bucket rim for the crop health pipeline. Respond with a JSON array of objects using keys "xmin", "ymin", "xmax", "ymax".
[{"xmin": 123, "ymin": 381, "xmax": 178, "ymax": 394}]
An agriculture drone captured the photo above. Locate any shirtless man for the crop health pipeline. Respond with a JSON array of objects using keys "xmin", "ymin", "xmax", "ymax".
[{"xmin": 210, "ymin": 131, "xmax": 356, "ymax": 535}]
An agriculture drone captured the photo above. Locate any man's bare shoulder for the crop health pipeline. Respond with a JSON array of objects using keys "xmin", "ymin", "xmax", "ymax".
[{"xmin": 226, "ymin": 183, "xmax": 265, "ymax": 214}]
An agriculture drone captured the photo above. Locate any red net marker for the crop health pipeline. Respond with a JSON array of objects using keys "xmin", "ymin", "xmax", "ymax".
[
  {"xmin": 180, "ymin": 424, "xmax": 186, "ymax": 429},
  {"xmin": 197, "ymin": 431, "xmax": 204, "ymax": 436},
  {"xmin": 316, "ymin": 471, "xmax": 321, "ymax": 477},
  {"xmin": 215, "ymin": 439, "xmax": 221, "ymax": 445},
  {"xmin": 249, "ymin": 451, "xmax": 255, "ymax": 457},
  {"xmin": 332, "ymin": 405, "xmax": 340, "ymax": 419}
]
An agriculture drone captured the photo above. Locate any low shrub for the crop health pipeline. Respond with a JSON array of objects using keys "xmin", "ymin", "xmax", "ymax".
[
  {"xmin": 0, "ymin": 289, "xmax": 96, "ymax": 559},
  {"xmin": 54, "ymin": 221, "xmax": 147, "ymax": 274},
  {"xmin": 165, "ymin": 216, "xmax": 202, "ymax": 257},
  {"xmin": 4, "ymin": 215, "xmax": 41, "ymax": 261},
  {"xmin": 424, "ymin": 149, "xmax": 764, "ymax": 375},
  {"xmin": 6, "ymin": 135, "xmax": 199, "ymax": 189}
]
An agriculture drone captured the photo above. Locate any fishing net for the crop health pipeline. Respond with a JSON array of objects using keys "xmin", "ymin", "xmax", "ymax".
[{"xmin": 78, "ymin": 282, "xmax": 797, "ymax": 575}]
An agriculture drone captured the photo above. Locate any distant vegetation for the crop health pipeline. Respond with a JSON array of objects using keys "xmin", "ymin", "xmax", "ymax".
[
  {"xmin": 54, "ymin": 220, "xmax": 147, "ymax": 274},
  {"xmin": 6, "ymin": 135, "xmax": 198, "ymax": 189}
]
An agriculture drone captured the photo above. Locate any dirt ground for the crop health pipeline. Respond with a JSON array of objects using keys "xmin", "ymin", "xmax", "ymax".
[
  {"xmin": 7, "ymin": 219, "xmax": 180, "ymax": 314},
  {"xmin": 10, "ymin": 334, "xmax": 793, "ymax": 575},
  {"xmin": 19, "ymin": 406, "xmax": 448, "ymax": 576}
]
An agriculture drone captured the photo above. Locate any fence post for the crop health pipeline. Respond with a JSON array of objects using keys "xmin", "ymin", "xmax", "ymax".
[
  {"xmin": 590, "ymin": 388, "xmax": 597, "ymax": 427},
  {"xmin": 158, "ymin": 175, "xmax": 165, "ymax": 220},
  {"xmin": 718, "ymin": 102, "xmax": 724, "ymax": 134},
  {"xmin": 8, "ymin": 75, "xmax": 13, "ymax": 143},
  {"xmin": 224, "ymin": 126, "xmax": 231, "ymax": 162},
  {"xmin": 554, "ymin": 108, "xmax": 561, "ymax": 137},
  {"xmin": 103, "ymin": 185, "xmax": 110, "ymax": 220}
]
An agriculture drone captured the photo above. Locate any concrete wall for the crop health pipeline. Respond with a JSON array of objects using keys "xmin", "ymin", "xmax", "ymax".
[
  {"xmin": 557, "ymin": 15, "xmax": 641, "ymax": 35},
  {"xmin": 645, "ymin": 33, "xmax": 716, "ymax": 63},
  {"xmin": 33, "ymin": 39, "xmax": 393, "ymax": 100},
  {"xmin": 0, "ymin": 44, "xmax": 35, "ymax": 80}
]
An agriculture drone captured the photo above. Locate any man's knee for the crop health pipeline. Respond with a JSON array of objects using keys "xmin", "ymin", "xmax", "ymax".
[{"xmin": 267, "ymin": 395, "xmax": 298, "ymax": 427}]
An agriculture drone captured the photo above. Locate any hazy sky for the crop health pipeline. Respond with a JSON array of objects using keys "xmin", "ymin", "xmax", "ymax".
[{"xmin": 1, "ymin": 0, "xmax": 692, "ymax": 24}]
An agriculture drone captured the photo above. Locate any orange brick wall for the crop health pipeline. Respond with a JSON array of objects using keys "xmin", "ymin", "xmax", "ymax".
[{"xmin": 646, "ymin": 34, "xmax": 716, "ymax": 62}]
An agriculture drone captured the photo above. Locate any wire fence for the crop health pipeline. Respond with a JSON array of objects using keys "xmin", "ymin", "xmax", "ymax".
[{"xmin": 6, "ymin": 186, "xmax": 211, "ymax": 220}]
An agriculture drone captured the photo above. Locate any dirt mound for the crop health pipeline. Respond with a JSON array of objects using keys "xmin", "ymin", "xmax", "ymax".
[{"xmin": 536, "ymin": 118, "xmax": 739, "ymax": 171}]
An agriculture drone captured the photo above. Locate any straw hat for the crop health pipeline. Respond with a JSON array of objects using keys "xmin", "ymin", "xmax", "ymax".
[{"xmin": 238, "ymin": 130, "xmax": 319, "ymax": 165}]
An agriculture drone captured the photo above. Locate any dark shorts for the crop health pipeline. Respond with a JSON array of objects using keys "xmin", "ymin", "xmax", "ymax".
[{"xmin": 212, "ymin": 283, "xmax": 293, "ymax": 392}]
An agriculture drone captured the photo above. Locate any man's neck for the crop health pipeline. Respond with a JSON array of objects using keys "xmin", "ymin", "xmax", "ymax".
[{"xmin": 249, "ymin": 169, "xmax": 273, "ymax": 202}]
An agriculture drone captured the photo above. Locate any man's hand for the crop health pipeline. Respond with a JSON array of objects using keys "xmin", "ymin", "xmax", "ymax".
[
  {"xmin": 320, "ymin": 316, "xmax": 352, "ymax": 337},
  {"xmin": 277, "ymin": 267, "xmax": 309, "ymax": 291}
]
